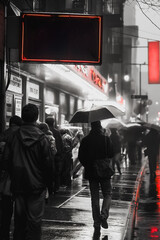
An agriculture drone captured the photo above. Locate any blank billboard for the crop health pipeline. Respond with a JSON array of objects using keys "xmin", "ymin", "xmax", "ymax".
[{"xmin": 21, "ymin": 13, "xmax": 102, "ymax": 64}]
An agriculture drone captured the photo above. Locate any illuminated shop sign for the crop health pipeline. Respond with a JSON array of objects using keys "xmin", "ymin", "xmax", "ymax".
[
  {"xmin": 90, "ymin": 68, "xmax": 103, "ymax": 89},
  {"xmin": 148, "ymin": 41, "xmax": 160, "ymax": 84},
  {"xmin": 74, "ymin": 65, "xmax": 107, "ymax": 92},
  {"xmin": 15, "ymin": 98, "xmax": 22, "ymax": 117}
]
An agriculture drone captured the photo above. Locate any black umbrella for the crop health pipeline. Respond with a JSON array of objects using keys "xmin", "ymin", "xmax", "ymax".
[
  {"xmin": 69, "ymin": 105, "xmax": 124, "ymax": 123},
  {"xmin": 142, "ymin": 122, "xmax": 160, "ymax": 132},
  {"xmin": 123, "ymin": 123, "xmax": 145, "ymax": 141}
]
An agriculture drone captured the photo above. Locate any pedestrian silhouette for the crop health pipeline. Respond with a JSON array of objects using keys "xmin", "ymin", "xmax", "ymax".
[
  {"xmin": 2, "ymin": 104, "xmax": 54, "ymax": 240},
  {"xmin": 60, "ymin": 128, "xmax": 73, "ymax": 187},
  {"xmin": 102, "ymin": 236, "xmax": 108, "ymax": 240},
  {"xmin": 39, "ymin": 122, "xmax": 57, "ymax": 199},
  {"xmin": 110, "ymin": 128, "xmax": 122, "ymax": 174},
  {"xmin": 45, "ymin": 117, "xmax": 64, "ymax": 192},
  {"xmin": 78, "ymin": 121, "xmax": 114, "ymax": 239},
  {"xmin": 143, "ymin": 128, "xmax": 159, "ymax": 182},
  {"xmin": 39, "ymin": 122, "xmax": 57, "ymax": 156},
  {"xmin": 0, "ymin": 115, "xmax": 22, "ymax": 240}
]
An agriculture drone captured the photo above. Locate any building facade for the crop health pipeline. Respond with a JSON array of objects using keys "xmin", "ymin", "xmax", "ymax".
[{"xmin": 0, "ymin": 0, "xmax": 130, "ymax": 131}]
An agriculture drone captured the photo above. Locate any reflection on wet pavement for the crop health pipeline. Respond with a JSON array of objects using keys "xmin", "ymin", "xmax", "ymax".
[
  {"xmin": 9, "ymin": 158, "xmax": 145, "ymax": 240},
  {"xmin": 133, "ymin": 162, "xmax": 160, "ymax": 240},
  {"xmin": 40, "ymin": 159, "xmax": 144, "ymax": 240}
]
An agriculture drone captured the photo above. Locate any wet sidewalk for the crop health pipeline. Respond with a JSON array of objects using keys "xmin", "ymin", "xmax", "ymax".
[
  {"xmin": 41, "ymin": 156, "xmax": 147, "ymax": 240},
  {"xmin": 133, "ymin": 159, "xmax": 160, "ymax": 240}
]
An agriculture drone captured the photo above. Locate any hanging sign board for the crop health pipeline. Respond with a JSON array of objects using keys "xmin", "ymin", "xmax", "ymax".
[
  {"xmin": 148, "ymin": 41, "xmax": 160, "ymax": 84},
  {"xmin": 20, "ymin": 13, "xmax": 102, "ymax": 65}
]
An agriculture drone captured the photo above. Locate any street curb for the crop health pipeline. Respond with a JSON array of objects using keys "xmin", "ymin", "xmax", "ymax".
[{"xmin": 122, "ymin": 158, "xmax": 147, "ymax": 240}]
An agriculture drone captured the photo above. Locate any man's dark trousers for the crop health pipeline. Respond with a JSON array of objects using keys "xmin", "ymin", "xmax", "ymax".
[{"xmin": 13, "ymin": 191, "xmax": 46, "ymax": 240}]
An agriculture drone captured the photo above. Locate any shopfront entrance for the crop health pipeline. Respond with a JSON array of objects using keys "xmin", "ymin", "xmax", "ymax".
[{"xmin": 45, "ymin": 104, "xmax": 59, "ymax": 127}]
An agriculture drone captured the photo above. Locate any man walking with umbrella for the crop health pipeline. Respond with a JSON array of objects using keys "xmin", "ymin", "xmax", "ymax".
[{"xmin": 78, "ymin": 121, "xmax": 114, "ymax": 239}]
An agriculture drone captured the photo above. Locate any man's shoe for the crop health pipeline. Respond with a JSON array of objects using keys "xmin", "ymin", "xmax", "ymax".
[
  {"xmin": 101, "ymin": 219, "xmax": 108, "ymax": 229},
  {"xmin": 93, "ymin": 227, "xmax": 101, "ymax": 239}
]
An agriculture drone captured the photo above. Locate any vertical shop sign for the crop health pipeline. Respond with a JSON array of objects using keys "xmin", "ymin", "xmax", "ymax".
[
  {"xmin": 6, "ymin": 94, "xmax": 13, "ymax": 117},
  {"xmin": 28, "ymin": 82, "xmax": 39, "ymax": 99},
  {"xmin": 15, "ymin": 98, "xmax": 22, "ymax": 117},
  {"xmin": 148, "ymin": 41, "xmax": 160, "ymax": 84}
]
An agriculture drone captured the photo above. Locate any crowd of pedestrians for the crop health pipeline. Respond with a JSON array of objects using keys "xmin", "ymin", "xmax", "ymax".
[
  {"xmin": 0, "ymin": 103, "xmax": 160, "ymax": 240},
  {"xmin": 0, "ymin": 115, "xmax": 22, "ymax": 240},
  {"xmin": 0, "ymin": 103, "xmax": 84, "ymax": 240},
  {"xmin": 0, "ymin": 104, "xmax": 55, "ymax": 240}
]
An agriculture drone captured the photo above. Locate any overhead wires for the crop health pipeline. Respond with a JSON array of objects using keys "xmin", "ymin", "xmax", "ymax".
[
  {"xmin": 135, "ymin": 0, "xmax": 160, "ymax": 31},
  {"xmin": 123, "ymin": 0, "xmax": 160, "ymax": 41}
]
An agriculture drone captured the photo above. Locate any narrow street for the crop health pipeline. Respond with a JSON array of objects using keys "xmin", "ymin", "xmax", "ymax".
[
  {"xmin": 0, "ymin": 1, "xmax": 160, "ymax": 240},
  {"xmin": 40, "ymin": 156, "xmax": 146, "ymax": 240}
]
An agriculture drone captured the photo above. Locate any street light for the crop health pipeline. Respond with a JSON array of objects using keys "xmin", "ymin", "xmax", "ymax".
[
  {"xmin": 124, "ymin": 73, "xmax": 130, "ymax": 82},
  {"xmin": 126, "ymin": 62, "xmax": 148, "ymax": 95},
  {"xmin": 123, "ymin": 62, "xmax": 148, "ymax": 120}
]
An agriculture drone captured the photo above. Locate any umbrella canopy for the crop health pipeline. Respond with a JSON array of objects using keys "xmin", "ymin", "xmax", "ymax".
[
  {"xmin": 122, "ymin": 122, "xmax": 145, "ymax": 141},
  {"xmin": 102, "ymin": 118, "xmax": 126, "ymax": 129},
  {"xmin": 142, "ymin": 122, "xmax": 160, "ymax": 132},
  {"xmin": 69, "ymin": 105, "xmax": 124, "ymax": 123},
  {"xmin": 125, "ymin": 123, "xmax": 142, "ymax": 128},
  {"xmin": 125, "ymin": 123, "xmax": 145, "ymax": 134}
]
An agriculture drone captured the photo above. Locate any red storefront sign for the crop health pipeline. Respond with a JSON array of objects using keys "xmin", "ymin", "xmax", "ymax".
[
  {"xmin": 73, "ymin": 65, "xmax": 107, "ymax": 93},
  {"xmin": 148, "ymin": 41, "xmax": 160, "ymax": 84}
]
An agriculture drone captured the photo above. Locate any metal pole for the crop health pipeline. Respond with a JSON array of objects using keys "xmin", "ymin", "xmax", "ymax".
[
  {"xmin": 139, "ymin": 64, "xmax": 141, "ymax": 119},
  {"xmin": 0, "ymin": 2, "xmax": 6, "ymax": 134},
  {"xmin": 139, "ymin": 64, "xmax": 141, "ymax": 95}
]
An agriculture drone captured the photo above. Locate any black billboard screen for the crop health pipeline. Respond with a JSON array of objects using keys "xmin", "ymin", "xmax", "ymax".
[{"xmin": 21, "ymin": 13, "xmax": 102, "ymax": 64}]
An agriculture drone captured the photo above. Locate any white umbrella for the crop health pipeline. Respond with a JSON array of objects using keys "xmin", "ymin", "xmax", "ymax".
[{"xmin": 102, "ymin": 118, "xmax": 126, "ymax": 129}]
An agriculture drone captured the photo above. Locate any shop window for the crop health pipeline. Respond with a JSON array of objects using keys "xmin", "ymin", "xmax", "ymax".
[
  {"xmin": 77, "ymin": 99, "xmax": 83, "ymax": 110},
  {"xmin": 70, "ymin": 96, "xmax": 75, "ymax": 115},
  {"xmin": 28, "ymin": 81, "xmax": 40, "ymax": 100},
  {"xmin": 45, "ymin": 89, "xmax": 55, "ymax": 105},
  {"xmin": 61, "ymin": 114, "xmax": 66, "ymax": 125},
  {"xmin": 60, "ymin": 93, "xmax": 67, "ymax": 115},
  {"xmin": 45, "ymin": 104, "xmax": 59, "ymax": 127}
]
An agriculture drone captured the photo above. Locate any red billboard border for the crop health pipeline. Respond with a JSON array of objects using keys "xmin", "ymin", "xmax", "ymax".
[{"xmin": 21, "ymin": 13, "xmax": 102, "ymax": 65}]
